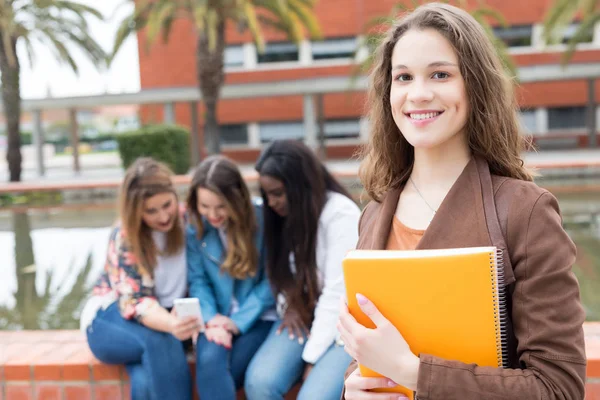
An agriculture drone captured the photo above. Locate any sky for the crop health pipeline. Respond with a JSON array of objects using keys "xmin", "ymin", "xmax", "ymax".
[{"xmin": 19, "ymin": 0, "xmax": 140, "ymax": 99}]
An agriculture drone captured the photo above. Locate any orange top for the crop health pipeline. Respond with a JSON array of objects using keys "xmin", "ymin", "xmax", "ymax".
[{"xmin": 386, "ymin": 216, "xmax": 425, "ymax": 251}]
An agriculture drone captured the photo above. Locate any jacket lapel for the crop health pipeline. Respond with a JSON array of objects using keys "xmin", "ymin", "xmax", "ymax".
[
  {"xmin": 369, "ymin": 188, "xmax": 401, "ymax": 250},
  {"xmin": 416, "ymin": 157, "xmax": 491, "ymax": 251}
]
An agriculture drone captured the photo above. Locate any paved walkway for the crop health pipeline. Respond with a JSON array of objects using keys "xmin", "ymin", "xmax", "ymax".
[{"xmin": 1, "ymin": 148, "xmax": 599, "ymax": 192}]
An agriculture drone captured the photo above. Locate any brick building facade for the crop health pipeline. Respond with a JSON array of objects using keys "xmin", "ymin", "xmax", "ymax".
[{"xmin": 135, "ymin": 0, "xmax": 600, "ymax": 160}]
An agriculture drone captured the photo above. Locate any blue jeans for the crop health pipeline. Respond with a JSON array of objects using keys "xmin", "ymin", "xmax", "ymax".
[
  {"xmin": 86, "ymin": 302, "xmax": 192, "ymax": 400},
  {"xmin": 244, "ymin": 320, "xmax": 352, "ymax": 400},
  {"xmin": 195, "ymin": 320, "xmax": 273, "ymax": 400}
]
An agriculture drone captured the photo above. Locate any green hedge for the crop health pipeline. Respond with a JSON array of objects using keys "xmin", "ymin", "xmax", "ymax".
[{"xmin": 116, "ymin": 125, "xmax": 190, "ymax": 174}]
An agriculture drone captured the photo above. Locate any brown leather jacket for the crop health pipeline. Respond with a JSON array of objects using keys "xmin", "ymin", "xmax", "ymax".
[{"xmin": 343, "ymin": 157, "xmax": 586, "ymax": 400}]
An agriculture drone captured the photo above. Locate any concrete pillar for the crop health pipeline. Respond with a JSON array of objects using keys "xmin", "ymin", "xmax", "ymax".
[
  {"xmin": 69, "ymin": 109, "xmax": 81, "ymax": 174},
  {"xmin": 248, "ymin": 123, "xmax": 260, "ymax": 148},
  {"xmin": 531, "ymin": 24, "xmax": 544, "ymax": 49},
  {"xmin": 189, "ymin": 101, "xmax": 200, "ymax": 168},
  {"xmin": 299, "ymin": 40, "xmax": 312, "ymax": 66},
  {"xmin": 244, "ymin": 43, "xmax": 257, "ymax": 69},
  {"xmin": 588, "ymin": 78, "xmax": 597, "ymax": 148},
  {"xmin": 535, "ymin": 108, "xmax": 548, "ymax": 135},
  {"xmin": 164, "ymin": 102, "xmax": 175, "ymax": 124},
  {"xmin": 32, "ymin": 110, "xmax": 45, "ymax": 177},
  {"xmin": 303, "ymin": 94, "xmax": 317, "ymax": 148},
  {"xmin": 359, "ymin": 118, "xmax": 370, "ymax": 142}
]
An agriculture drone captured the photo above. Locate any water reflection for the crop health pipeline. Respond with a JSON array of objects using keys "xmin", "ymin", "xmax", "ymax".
[
  {"xmin": 0, "ymin": 184, "xmax": 599, "ymax": 330},
  {"xmin": 0, "ymin": 208, "xmax": 112, "ymax": 330}
]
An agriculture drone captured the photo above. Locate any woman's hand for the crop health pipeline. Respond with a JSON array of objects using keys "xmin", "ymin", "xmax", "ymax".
[
  {"xmin": 208, "ymin": 314, "xmax": 240, "ymax": 335},
  {"xmin": 169, "ymin": 308, "xmax": 203, "ymax": 341},
  {"xmin": 277, "ymin": 308, "xmax": 309, "ymax": 344},
  {"xmin": 205, "ymin": 326, "xmax": 233, "ymax": 349},
  {"xmin": 344, "ymin": 368, "xmax": 408, "ymax": 399},
  {"xmin": 337, "ymin": 294, "xmax": 420, "ymax": 392}
]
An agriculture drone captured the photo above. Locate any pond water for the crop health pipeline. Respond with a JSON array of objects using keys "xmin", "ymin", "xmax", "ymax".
[{"xmin": 0, "ymin": 184, "xmax": 599, "ymax": 330}]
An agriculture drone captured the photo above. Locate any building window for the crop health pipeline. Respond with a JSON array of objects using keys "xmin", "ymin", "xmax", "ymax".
[
  {"xmin": 548, "ymin": 106, "xmax": 587, "ymax": 130},
  {"xmin": 519, "ymin": 110, "xmax": 537, "ymax": 134},
  {"xmin": 220, "ymin": 124, "xmax": 248, "ymax": 145},
  {"xmin": 493, "ymin": 25, "xmax": 533, "ymax": 47},
  {"xmin": 562, "ymin": 23, "xmax": 594, "ymax": 44},
  {"xmin": 259, "ymin": 121, "xmax": 304, "ymax": 142},
  {"xmin": 257, "ymin": 42, "xmax": 299, "ymax": 64},
  {"xmin": 224, "ymin": 45, "xmax": 245, "ymax": 68},
  {"xmin": 312, "ymin": 37, "xmax": 357, "ymax": 60},
  {"xmin": 323, "ymin": 119, "xmax": 361, "ymax": 139}
]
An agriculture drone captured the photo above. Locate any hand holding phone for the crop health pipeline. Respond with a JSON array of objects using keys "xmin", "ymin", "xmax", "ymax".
[{"xmin": 173, "ymin": 298, "xmax": 205, "ymax": 332}]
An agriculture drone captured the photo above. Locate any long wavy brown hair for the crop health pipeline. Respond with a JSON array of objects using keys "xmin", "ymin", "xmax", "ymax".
[
  {"xmin": 187, "ymin": 155, "xmax": 258, "ymax": 280},
  {"xmin": 119, "ymin": 157, "xmax": 185, "ymax": 277},
  {"xmin": 360, "ymin": 2, "xmax": 534, "ymax": 202}
]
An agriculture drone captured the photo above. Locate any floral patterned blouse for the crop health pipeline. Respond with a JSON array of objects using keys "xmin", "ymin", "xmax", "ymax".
[{"xmin": 93, "ymin": 226, "xmax": 160, "ymax": 321}]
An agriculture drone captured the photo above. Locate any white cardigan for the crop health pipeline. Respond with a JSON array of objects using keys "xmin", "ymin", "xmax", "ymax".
[{"xmin": 277, "ymin": 191, "xmax": 361, "ymax": 364}]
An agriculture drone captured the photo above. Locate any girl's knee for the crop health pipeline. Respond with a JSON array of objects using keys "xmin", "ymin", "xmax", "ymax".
[
  {"xmin": 196, "ymin": 340, "xmax": 228, "ymax": 369},
  {"xmin": 244, "ymin": 365, "xmax": 283, "ymax": 400},
  {"xmin": 297, "ymin": 379, "xmax": 345, "ymax": 400}
]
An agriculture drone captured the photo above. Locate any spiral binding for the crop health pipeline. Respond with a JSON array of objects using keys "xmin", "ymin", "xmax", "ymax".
[{"xmin": 491, "ymin": 248, "xmax": 509, "ymax": 368}]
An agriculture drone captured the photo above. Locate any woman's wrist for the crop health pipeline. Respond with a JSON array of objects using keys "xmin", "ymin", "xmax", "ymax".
[{"xmin": 393, "ymin": 353, "xmax": 421, "ymax": 391}]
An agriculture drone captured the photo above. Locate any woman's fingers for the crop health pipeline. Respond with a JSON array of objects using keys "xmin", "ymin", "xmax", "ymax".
[
  {"xmin": 348, "ymin": 392, "xmax": 408, "ymax": 400},
  {"xmin": 345, "ymin": 369, "xmax": 406, "ymax": 400},
  {"xmin": 293, "ymin": 322, "xmax": 305, "ymax": 344}
]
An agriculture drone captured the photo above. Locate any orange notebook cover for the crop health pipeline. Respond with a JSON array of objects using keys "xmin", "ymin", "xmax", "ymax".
[{"xmin": 343, "ymin": 247, "xmax": 507, "ymax": 399}]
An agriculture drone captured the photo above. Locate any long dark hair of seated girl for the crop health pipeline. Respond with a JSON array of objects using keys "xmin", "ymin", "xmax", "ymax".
[{"xmin": 255, "ymin": 140, "xmax": 352, "ymax": 327}]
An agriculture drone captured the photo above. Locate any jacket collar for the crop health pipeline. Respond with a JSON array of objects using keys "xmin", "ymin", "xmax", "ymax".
[{"xmin": 366, "ymin": 156, "xmax": 515, "ymax": 284}]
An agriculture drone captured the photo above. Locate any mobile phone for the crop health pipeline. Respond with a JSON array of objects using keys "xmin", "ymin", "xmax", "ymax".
[{"xmin": 173, "ymin": 298, "xmax": 205, "ymax": 332}]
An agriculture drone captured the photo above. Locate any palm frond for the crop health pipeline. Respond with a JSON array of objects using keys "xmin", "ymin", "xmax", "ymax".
[
  {"xmin": 471, "ymin": 7, "xmax": 508, "ymax": 27},
  {"xmin": 111, "ymin": 0, "xmax": 155, "ymax": 62},
  {"xmin": 19, "ymin": 33, "xmax": 36, "ymax": 69},
  {"xmin": 38, "ymin": 28, "xmax": 78, "ymax": 73},
  {"xmin": 146, "ymin": 1, "xmax": 177, "ymax": 44},
  {"xmin": 243, "ymin": 2, "xmax": 265, "ymax": 52},
  {"xmin": 561, "ymin": 12, "xmax": 600, "ymax": 65},
  {"xmin": 206, "ymin": 8, "xmax": 219, "ymax": 51},
  {"xmin": 193, "ymin": 5, "xmax": 208, "ymax": 34},
  {"xmin": 63, "ymin": 29, "xmax": 108, "ymax": 66},
  {"xmin": 48, "ymin": 0, "xmax": 104, "ymax": 22},
  {"xmin": 288, "ymin": 0, "xmax": 322, "ymax": 39},
  {"xmin": 542, "ymin": 0, "xmax": 581, "ymax": 44}
]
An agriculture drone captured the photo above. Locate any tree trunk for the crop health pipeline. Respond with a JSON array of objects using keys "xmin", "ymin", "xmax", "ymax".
[
  {"xmin": 196, "ymin": 20, "xmax": 226, "ymax": 155},
  {"xmin": 0, "ymin": 34, "xmax": 22, "ymax": 182},
  {"xmin": 69, "ymin": 109, "xmax": 81, "ymax": 173}
]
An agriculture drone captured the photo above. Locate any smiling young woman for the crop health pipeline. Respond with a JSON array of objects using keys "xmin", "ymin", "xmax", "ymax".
[
  {"xmin": 81, "ymin": 157, "xmax": 197, "ymax": 400},
  {"xmin": 338, "ymin": 3, "xmax": 586, "ymax": 400},
  {"xmin": 185, "ymin": 155, "xmax": 276, "ymax": 399}
]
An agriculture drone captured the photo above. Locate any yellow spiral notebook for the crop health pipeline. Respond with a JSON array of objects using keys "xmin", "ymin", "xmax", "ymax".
[{"xmin": 343, "ymin": 246, "xmax": 507, "ymax": 399}]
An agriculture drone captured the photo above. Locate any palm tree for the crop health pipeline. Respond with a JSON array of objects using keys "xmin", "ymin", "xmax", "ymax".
[
  {"xmin": 112, "ymin": 0, "xmax": 322, "ymax": 155},
  {"xmin": 0, "ymin": 1, "xmax": 107, "ymax": 182},
  {"xmin": 542, "ymin": 0, "xmax": 599, "ymax": 63},
  {"xmin": 357, "ymin": 0, "xmax": 516, "ymax": 78}
]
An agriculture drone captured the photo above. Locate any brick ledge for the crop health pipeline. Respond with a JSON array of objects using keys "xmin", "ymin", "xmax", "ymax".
[{"xmin": 1, "ymin": 323, "xmax": 600, "ymax": 399}]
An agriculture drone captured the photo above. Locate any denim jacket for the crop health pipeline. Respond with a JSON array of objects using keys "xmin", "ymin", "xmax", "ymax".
[{"xmin": 186, "ymin": 200, "xmax": 275, "ymax": 334}]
